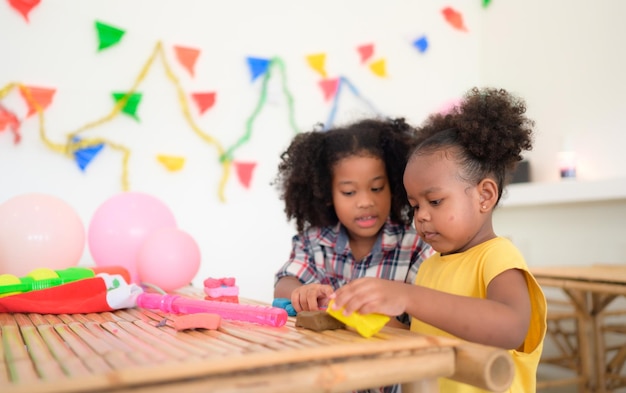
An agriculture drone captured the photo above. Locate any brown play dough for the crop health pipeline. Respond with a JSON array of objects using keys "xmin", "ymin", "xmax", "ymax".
[{"xmin": 295, "ymin": 311, "xmax": 346, "ymax": 331}]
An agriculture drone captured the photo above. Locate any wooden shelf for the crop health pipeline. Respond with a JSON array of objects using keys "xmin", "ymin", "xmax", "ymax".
[{"xmin": 499, "ymin": 178, "xmax": 626, "ymax": 208}]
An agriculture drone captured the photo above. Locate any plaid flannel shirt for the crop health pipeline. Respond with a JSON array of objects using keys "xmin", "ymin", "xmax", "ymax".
[{"xmin": 274, "ymin": 219, "xmax": 432, "ymax": 393}]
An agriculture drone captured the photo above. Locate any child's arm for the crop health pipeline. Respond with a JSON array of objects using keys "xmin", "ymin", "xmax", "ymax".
[
  {"xmin": 274, "ymin": 276, "xmax": 334, "ymax": 312},
  {"xmin": 331, "ymin": 269, "xmax": 531, "ymax": 350},
  {"xmin": 274, "ymin": 276, "xmax": 303, "ymax": 299}
]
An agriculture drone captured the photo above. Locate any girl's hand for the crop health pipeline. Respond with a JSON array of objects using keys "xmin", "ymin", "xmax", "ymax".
[
  {"xmin": 332, "ymin": 277, "xmax": 411, "ymax": 317},
  {"xmin": 290, "ymin": 283, "xmax": 334, "ymax": 312}
]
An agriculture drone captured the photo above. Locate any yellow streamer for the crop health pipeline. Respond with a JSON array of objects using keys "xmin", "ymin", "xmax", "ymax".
[{"xmin": 1, "ymin": 41, "xmax": 231, "ymax": 202}]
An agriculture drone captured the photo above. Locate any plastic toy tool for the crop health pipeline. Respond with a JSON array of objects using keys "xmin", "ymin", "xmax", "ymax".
[
  {"xmin": 136, "ymin": 293, "xmax": 288, "ymax": 327},
  {"xmin": 326, "ymin": 299, "xmax": 390, "ymax": 338},
  {"xmin": 0, "ymin": 266, "xmax": 131, "ymax": 297}
]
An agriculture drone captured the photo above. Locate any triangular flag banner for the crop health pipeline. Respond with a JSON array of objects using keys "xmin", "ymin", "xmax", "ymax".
[
  {"xmin": 72, "ymin": 137, "xmax": 104, "ymax": 171},
  {"xmin": 174, "ymin": 46, "xmax": 200, "ymax": 77},
  {"xmin": 357, "ymin": 44, "xmax": 374, "ymax": 64},
  {"xmin": 8, "ymin": 0, "xmax": 41, "ymax": 22},
  {"xmin": 306, "ymin": 53, "xmax": 327, "ymax": 78},
  {"xmin": 0, "ymin": 106, "xmax": 21, "ymax": 144},
  {"xmin": 157, "ymin": 154, "xmax": 185, "ymax": 171},
  {"xmin": 482, "ymin": 0, "xmax": 491, "ymax": 8},
  {"xmin": 413, "ymin": 36, "xmax": 429, "ymax": 53},
  {"xmin": 246, "ymin": 57, "xmax": 271, "ymax": 82},
  {"xmin": 112, "ymin": 92, "xmax": 142, "ymax": 121},
  {"xmin": 95, "ymin": 21, "xmax": 126, "ymax": 51},
  {"xmin": 442, "ymin": 7, "xmax": 468, "ymax": 32},
  {"xmin": 437, "ymin": 98, "xmax": 461, "ymax": 116},
  {"xmin": 19, "ymin": 86, "xmax": 56, "ymax": 117},
  {"xmin": 318, "ymin": 78, "xmax": 340, "ymax": 102},
  {"xmin": 234, "ymin": 161, "xmax": 256, "ymax": 189},
  {"xmin": 191, "ymin": 92, "xmax": 216, "ymax": 115},
  {"xmin": 369, "ymin": 59, "xmax": 387, "ymax": 77}
]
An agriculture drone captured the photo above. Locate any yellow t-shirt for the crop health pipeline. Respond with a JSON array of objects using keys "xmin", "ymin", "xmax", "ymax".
[{"xmin": 410, "ymin": 237, "xmax": 547, "ymax": 393}]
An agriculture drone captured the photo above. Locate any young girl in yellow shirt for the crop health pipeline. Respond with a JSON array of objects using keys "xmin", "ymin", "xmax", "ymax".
[{"xmin": 332, "ymin": 87, "xmax": 547, "ymax": 393}]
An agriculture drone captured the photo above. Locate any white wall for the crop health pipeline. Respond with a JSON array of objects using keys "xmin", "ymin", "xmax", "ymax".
[
  {"xmin": 481, "ymin": 0, "xmax": 626, "ymax": 182},
  {"xmin": 0, "ymin": 0, "xmax": 482, "ymax": 302},
  {"xmin": 481, "ymin": 0, "xmax": 626, "ymax": 269},
  {"xmin": 1, "ymin": 1, "xmax": 624, "ymax": 303}
]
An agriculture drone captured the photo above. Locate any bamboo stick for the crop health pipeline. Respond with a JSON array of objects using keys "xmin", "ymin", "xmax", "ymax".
[{"xmin": 449, "ymin": 342, "xmax": 514, "ymax": 392}]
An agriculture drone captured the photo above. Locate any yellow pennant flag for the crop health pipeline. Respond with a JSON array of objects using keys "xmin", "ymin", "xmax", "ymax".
[
  {"xmin": 306, "ymin": 53, "xmax": 327, "ymax": 78},
  {"xmin": 157, "ymin": 154, "xmax": 186, "ymax": 171},
  {"xmin": 369, "ymin": 58, "xmax": 387, "ymax": 78}
]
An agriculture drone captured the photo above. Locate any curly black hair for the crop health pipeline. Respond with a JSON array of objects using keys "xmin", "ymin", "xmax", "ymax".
[
  {"xmin": 411, "ymin": 87, "xmax": 535, "ymax": 205},
  {"xmin": 274, "ymin": 117, "xmax": 418, "ymax": 233}
]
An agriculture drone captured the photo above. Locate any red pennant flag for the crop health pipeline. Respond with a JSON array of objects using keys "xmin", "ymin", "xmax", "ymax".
[
  {"xmin": 19, "ymin": 86, "xmax": 56, "ymax": 117},
  {"xmin": 234, "ymin": 161, "xmax": 256, "ymax": 189},
  {"xmin": 0, "ymin": 106, "xmax": 21, "ymax": 144},
  {"xmin": 8, "ymin": 0, "xmax": 41, "ymax": 22},
  {"xmin": 174, "ymin": 46, "xmax": 200, "ymax": 77},
  {"xmin": 442, "ymin": 7, "xmax": 468, "ymax": 32},
  {"xmin": 357, "ymin": 43, "xmax": 374, "ymax": 64},
  {"xmin": 191, "ymin": 92, "xmax": 216, "ymax": 115},
  {"xmin": 318, "ymin": 78, "xmax": 340, "ymax": 101}
]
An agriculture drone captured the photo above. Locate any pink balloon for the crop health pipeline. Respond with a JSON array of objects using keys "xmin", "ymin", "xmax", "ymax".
[
  {"xmin": 88, "ymin": 192, "xmax": 177, "ymax": 284},
  {"xmin": 0, "ymin": 193, "xmax": 85, "ymax": 276},
  {"xmin": 137, "ymin": 228, "xmax": 201, "ymax": 292}
]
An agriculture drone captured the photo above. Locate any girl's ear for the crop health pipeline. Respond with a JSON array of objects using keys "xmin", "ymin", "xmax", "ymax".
[{"xmin": 477, "ymin": 178, "xmax": 498, "ymax": 211}]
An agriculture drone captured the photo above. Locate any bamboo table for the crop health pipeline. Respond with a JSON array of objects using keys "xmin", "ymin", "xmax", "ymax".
[
  {"xmin": 531, "ymin": 265, "xmax": 626, "ymax": 393},
  {"xmin": 1, "ymin": 289, "xmax": 514, "ymax": 393}
]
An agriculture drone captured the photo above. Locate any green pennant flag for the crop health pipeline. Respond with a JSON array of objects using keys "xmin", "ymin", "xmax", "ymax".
[
  {"xmin": 95, "ymin": 21, "xmax": 125, "ymax": 51},
  {"xmin": 112, "ymin": 92, "xmax": 142, "ymax": 121},
  {"xmin": 482, "ymin": 0, "xmax": 492, "ymax": 8}
]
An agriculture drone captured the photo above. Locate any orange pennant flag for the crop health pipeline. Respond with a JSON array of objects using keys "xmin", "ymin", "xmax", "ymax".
[
  {"xmin": 357, "ymin": 43, "xmax": 374, "ymax": 64},
  {"xmin": 191, "ymin": 92, "xmax": 216, "ymax": 115},
  {"xmin": 0, "ymin": 106, "xmax": 21, "ymax": 144},
  {"xmin": 234, "ymin": 161, "xmax": 256, "ymax": 189},
  {"xmin": 306, "ymin": 53, "xmax": 327, "ymax": 78},
  {"xmin": 442, "ymin": 7, "xmax": 468, "ymax": 32},
  {"xmin": 318, "ymin": 78, "xmax": 340, "ymax": 101},
  {"xmin": 8, "ymin": 0, "xmax": 41, "ymax": 22},
  {"xmin": 19, "ymin": 86, "xmax": 56, "ymax": 117},
  {"xmin": 369, "ymin": 59, "xmax": 387, "ymax": 78},
  {"xmin": 174, "ymin": 46, "xmax": 201, "ymax": 77}
]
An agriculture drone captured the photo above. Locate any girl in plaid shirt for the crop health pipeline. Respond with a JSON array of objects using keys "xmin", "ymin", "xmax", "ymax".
[{"xmin": 273, "ymin": 117, "xmax": 432, "ymax": 329}]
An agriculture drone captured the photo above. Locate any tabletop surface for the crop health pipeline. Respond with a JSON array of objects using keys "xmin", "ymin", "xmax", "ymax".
[
  {"xmin": 2, "ymin": 288, "xmax": 478, "ymax": 393},
  {"xmin": 530, "ymin": 265, "xmax": 626, "ymax": 284}
]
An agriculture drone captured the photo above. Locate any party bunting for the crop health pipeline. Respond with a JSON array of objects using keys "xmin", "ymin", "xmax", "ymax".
[
  {"xmin": 112, "ymin": 92, "xmax": 142, "ymax": 121},
  {"xmin": 0, "ymin": 105, "xmax": 21, "ymax": 144},
  {"xmin": 318, "ymin": 78, "xmax": 339, "ymax": 102},
  {"xmin": 369, "ymin": 59, "xmax": 387, "ymax": 77},
  {"xmin": 157, "ymin": 154, "xmax": 186, "ymax": 171},
  {"xmin": 324, "ymin": 77, "xmax": 382, "ymax": 130},
  {"xmin": 437, "ymin": 97, "xmax": 461, "ymax": 115},
  {"xmin": 357, "ymin": 44, "xmax": 374, "ymax": 64},
  {"xmin": 222, "ymin": 57, "xmax": 298, "ymax": 165},
  {"xmin": 19, "ymin": 85, "xmax": 55, "ymax": 117},
  {"xmin": 191, "ymin": 92, "xmax": 216, "ymax": 115},
  {"xmin": 234, "ymin": 161, "xmax": 256, "ymax": 189},
  {"xmin": 442, "ymin": 7, "xmax": 468, "ymax": 32},
  {"xmin": 72, "ymin": 137, "xmax": 104, "ymax": 171},
  {"xmin": 482, "ymin": 0, "xmax": 491, "ymax": 8},
  {"xmin": 8, "ymin": 0, "xmax": 40, "ymax": 22},
  {"xmin": 306, "ymin": 53, "xmax": 327, "ymax": 78},
  {"xmin": 95, "ymin": 21, "xmax": 126, "ymax": 51},
  {"xmin": 413, "ymin": 36, "xmax": 429, "ymax": 53},
  {"xmin": 246, "ymin": 57, "xmax": 271, "ymax": 82},
  {"xmin": 174, "ymin": 46, "xmax": 200, "ymax": 77}
]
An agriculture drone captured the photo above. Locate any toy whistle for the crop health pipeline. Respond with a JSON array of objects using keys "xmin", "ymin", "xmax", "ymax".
[{"xmin": 136, "ymin": 293, "xmax": 288, "ymax": 327}]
